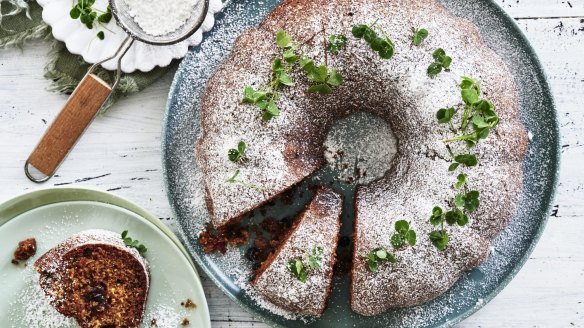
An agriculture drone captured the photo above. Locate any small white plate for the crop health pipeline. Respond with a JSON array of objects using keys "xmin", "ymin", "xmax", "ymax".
[
  {"xmin": 0, "ymin": 187, "xmax": 210, "ymax": 328},
  {"xmin": 36, "ymin": 0, "xmax": 224, "ymax": 73}
]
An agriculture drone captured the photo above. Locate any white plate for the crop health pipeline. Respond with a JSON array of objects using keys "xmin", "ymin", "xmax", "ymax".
[
  {"xmin": 0, "ymin": 187, "xmax": 211, "ymax": 328},
  {"xmin": 36, "ymin": 0, "xmax": 224, "ymax": 73}
]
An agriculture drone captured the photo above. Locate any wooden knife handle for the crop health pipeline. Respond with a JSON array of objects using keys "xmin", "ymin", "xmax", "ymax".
[{"xmin": 26, "ymin": 74, "xmax": 112, "ymax": 181}]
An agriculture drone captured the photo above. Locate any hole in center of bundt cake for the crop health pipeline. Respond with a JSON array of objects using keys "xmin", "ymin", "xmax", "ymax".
[{"xmin": 324, "ymin": 111, "xmax": 397, "ymax": 184}]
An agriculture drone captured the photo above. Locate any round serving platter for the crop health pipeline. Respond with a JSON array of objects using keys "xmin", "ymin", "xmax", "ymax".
[
  {"xmin": 162, "ymin": 0, "xmax": 560, "ymax": 326},
  {"xmin": 0, "ymin": 187, "xmax": 210, "ymax": 328}
]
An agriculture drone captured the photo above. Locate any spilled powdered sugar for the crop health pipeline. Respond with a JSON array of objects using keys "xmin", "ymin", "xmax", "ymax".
[{"xmin": 162, "ymin": 0, "xmax": 558, "ymax": 326}]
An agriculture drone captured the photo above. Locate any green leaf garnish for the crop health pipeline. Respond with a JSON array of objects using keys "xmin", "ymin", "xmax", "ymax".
[
  {"xmin": 413, "ymin": 28, "xmax": 429, "ymax": 46},
  {"xmin": 276, "ymin": 30, "xmax": 293, "ymax": 49},
  {"xmin": 70, "ymin": 1, "xmax": 111, "ymax": 38},
  {"xmin": 308, "ymin": 246, "xmax": 324, "ymax": 269},
  {"xmin": 390, "ymin": 220, "xmax": 416, "ymax": 248},
  {"xmin": 228, "ymin": 141, "xmax": 247, "ymax": 163},
  {"xmin": 429, "ymin": 230, "xmax": 449, "ymax": 251},
  {"xmin": 327, "ymin": 34, "xmax": 348, "ymax": 54},
  {"xmin": 121, "ymin": 230, "xmax": 147, "ymax": 255},
  {"xmin": 455, "ymin": 173, "xmax": 467, "ymax": 189},
  {"xmin": 287, "ymin": 259, "xmax": 308, "ymax": 282},
  {"xmin": 352, "ymin": 21, "xmax": 395, "ymax": 60},
  {"xmin": 427, "ymin": 48, "xmax": 452, "ymax": 77},
  {"xmin": 366, "ymin": 247, "xmax": 396, "ymax": 272}
]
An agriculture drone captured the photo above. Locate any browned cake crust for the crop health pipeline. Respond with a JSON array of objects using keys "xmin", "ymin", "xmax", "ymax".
[
  {"xmin": 251, "ymin": 188, "xmax": 343, "ymax": 316},
  {"xmin": 35, "ymin": 230, "xmax": 150, "ymax": 328},
  {"xmin": 197, "ymin": 0, "xmax": 528, "ymax": 317}
]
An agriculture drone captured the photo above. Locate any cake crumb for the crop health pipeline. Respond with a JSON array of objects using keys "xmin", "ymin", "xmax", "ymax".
[
  {"xmin": 181, "ymin": 318, "xmax": 190, "ymax": 326},
  {"xmin": 13, "ymin": 238, "xmax": 37, "ymax": 262},
  {"xmin": 181, "ymin": 299, "xmax": 197, "ymax": 309}
]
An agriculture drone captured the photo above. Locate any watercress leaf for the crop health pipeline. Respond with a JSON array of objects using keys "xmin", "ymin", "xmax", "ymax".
[
  {"xmin": 413, "ymin": 28, "xmax": 429, "ymax": 46},
  {"xmin": 387, "ymin": 253, "xmax": 397, "ymax": 263},
  {"xmin": 352, "ymin": 24, "xmax": 368, "ymax": 38},
  {"xmin": 278, "ymin": 72, "xmax": 294, "ymax": 86},
  {"xmin": 461, "ymin": 88, "xmax": 479, "ymax": 104},
  {"xmin": 395, "ymin": 220, "xmax": 409, "ymax": 235},
  {"xmin": 441, "ymin": 55, "xmax": 452, "ymax": 68},
  {"xmin": 238, "ymin": 141, "xmax": 246, "ymax": 154},
  {"xmin": 391, "ymin": 233, "xmax": 404, "ymax": 248},
  {"xmin": 97, "ymin": 11, "xmax": 112, "ymax": 23},
  {"xmin": 406, "ymin": 230, "xmax": 417, "ymax": 246},
  {"xmin": 457, "ymin": 213, "xmax": 469, "ymax": 226},
  {"xmin": 436, "ymin": 107, "xmax": 454, "ymax": 123},
  {"xmin": 455, "ymin": 173, "xmax": 467, "ymax": 189},
  {"xmin": 454, "ymin": 194, "xmax": 466, "ymax": 208},
  {"xmin": 429, "ymin": 230, "xmax": 449, "ymax": 251},
  {"xmin": 327, "ymin": 34, "xmax": 348, "ymax": 54},
  {"xmin": 378, "ymin": 45, "xmax": 394, "ymax": 59},
  {"xmin": 433, "ymin": 206, "xmax": 443, "ymax": 217},
  {"xmin": 427, "ymin": 62, "xmax": 443, "ymax": 77},
  {"xmin": 283, "ymin": 49, "xmax": 297, "ymax": 63},
  {"xmin": 228, "ymin": 149, "xmax": 240, "ymax": 162},
  {"xmin": 327, "ymin": 68, "xmax": 343, "ymax": 86},
  {"xmin": 371, "ymin": 37, "xmax": 387, "ymax": 51},
  {"xmin": 454, "ymin": 154, "xmax": 478, "ymax": 167},
  {"xmin": 376, "ymin": 249, "xmax": 387, "ymax": 259},
  {"xmin": 448, "ymin": 163, "xmax": 460, "ymax": 171},
  {"xmin": 432, "ymin": 48, "xmax": 446, "ymax": 61},
  {"xmin": 121, "ymin": 230, "xmax": 128, "ymax": 238},
  {"xmin": 96, "ymin": 31, "xmax": 104, "ymax": 40},
  {"xmin": 242, "ymin": 86, "xmax": 255, "ymax": 103},
  {"xmin": 70, "ymin": 7, "xmax": 81, "ymax": 19},
  {"xmin": 363, "ymin": 28, "xmax": 377, "ymax": 43},
  {"xmin": 300, "ymin": 56, "xmax": 315, "ymax": 71},
  {"xmin": 368, "ymin": 257, "xmax": 378, "ymax": 272},
  {"xmin": 276, "ymin": 30, "xmax": 293, "ymax": 48},
  {"xmin": 308, "ymin": 84, "xmax": 333, "ymax": 94}
]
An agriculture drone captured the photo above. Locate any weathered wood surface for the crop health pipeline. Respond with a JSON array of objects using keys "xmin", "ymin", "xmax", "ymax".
[{"xmin": 0, "ymin": 1, "xmax": 582, "ymax": 326}]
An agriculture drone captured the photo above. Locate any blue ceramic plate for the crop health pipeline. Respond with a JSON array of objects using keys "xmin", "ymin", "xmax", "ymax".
[{"xmin": 162, "ymin": 0, "xmax": 560, "ymax": 326}]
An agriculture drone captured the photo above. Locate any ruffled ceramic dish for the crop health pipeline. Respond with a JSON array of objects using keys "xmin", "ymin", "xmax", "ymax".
[{"xmin": 37, "ymin": 0, "xmax": 225, "ymax": 73}]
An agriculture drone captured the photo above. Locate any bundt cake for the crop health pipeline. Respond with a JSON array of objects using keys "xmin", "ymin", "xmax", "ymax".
[
  {"xmin": 195, "ymin": 0, "xmax": 527, "ymax": 317},
  {"xmin": 251, "ymin": 187, "xmax": 342, "ymax": 316},
  {"xmin": 34, "ymin": 229, "xmax": 150, "ymax": 327}
]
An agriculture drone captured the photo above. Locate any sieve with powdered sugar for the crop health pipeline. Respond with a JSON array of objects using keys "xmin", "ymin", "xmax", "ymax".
[{"xmin": 24, "ymin": 0, "xmax": 209, "ymax": 183}]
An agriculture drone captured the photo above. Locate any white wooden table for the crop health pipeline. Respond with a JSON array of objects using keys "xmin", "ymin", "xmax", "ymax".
[{"xmin": 1, "ymin": 1, "xmax": 583, "ymax": 326}]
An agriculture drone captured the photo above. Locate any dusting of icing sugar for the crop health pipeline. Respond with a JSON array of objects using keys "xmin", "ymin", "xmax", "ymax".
[
  {"xmin": 164, "ymin": 0, "xmax": 557, "ymax": 325},
  {"xmin": 9, "ymin": 265, "xmax": 76, "ymax": 328},
  {"xmin": 123, "ymin": 0, "xmax": 203, "ymax": 36}
]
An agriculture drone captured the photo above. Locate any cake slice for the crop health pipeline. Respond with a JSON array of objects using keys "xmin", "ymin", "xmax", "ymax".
[
  {"xmin": 251, "ymin": 187, "xmax": 342, "ymax": 316},
  {"xmin": 34, "ymin": 229, "xmax": 149, "ymax": 328}
]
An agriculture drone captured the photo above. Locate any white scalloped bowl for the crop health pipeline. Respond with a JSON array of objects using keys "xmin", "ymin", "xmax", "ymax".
[{"xmin": 37, "ymin": 0, "xmax": 223, "ymax": 73}]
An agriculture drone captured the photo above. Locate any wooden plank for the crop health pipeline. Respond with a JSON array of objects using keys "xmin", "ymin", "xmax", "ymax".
[{"xmin": 0, "ymin": 7, "xmax": 583, "ymax": 328}]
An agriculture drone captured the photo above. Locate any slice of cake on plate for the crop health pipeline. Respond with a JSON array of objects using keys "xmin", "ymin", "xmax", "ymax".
[
  {"xmin": 34, "ymin": 229, "xmax": 149, "ymax": 328},
  {"xmin": 251, "ymin": 187, "xmax": 342, "ymax": 316}
]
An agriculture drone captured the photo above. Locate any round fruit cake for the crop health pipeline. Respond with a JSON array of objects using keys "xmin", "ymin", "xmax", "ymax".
[{"xmin": 195, "ymin": 0, "xmax": 528, "ymax": 317}]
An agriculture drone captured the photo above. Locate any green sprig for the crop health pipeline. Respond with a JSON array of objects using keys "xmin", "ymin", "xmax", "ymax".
[
  {"xmin": 228, "ymin": 141, "xmax": 247, "ymax": 163},
  {"xmin": 121, "ymin": 230, "xmax": 147, "ymax": 255},
  {"xmin": 413, "ymin": 28, "xmax": 429, "ymax": 46},
  {"xmin": 327, "ymin": 34, "xmax": 348, "ymax": 54},
  {"xmin": 366, "ymin": 248, "xmax": 396, "ymax": 272},
  {"xmin": 70, "ymin": 1, "xmax": 111, "ymax": 39},
  {"xmin": 391, "ymin": 220, "xmax": 417, "ymax": 248},
  {"xmin": 427, "ymin": 48, "xmax": 452, "ymax": 77},
  {"xmin": 287, "ymin": 259, "xmax": 308, "ymax": 282},
  {"xmin": 352, "ymin": 21, "xmax": 395, "ymax": 59}
]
